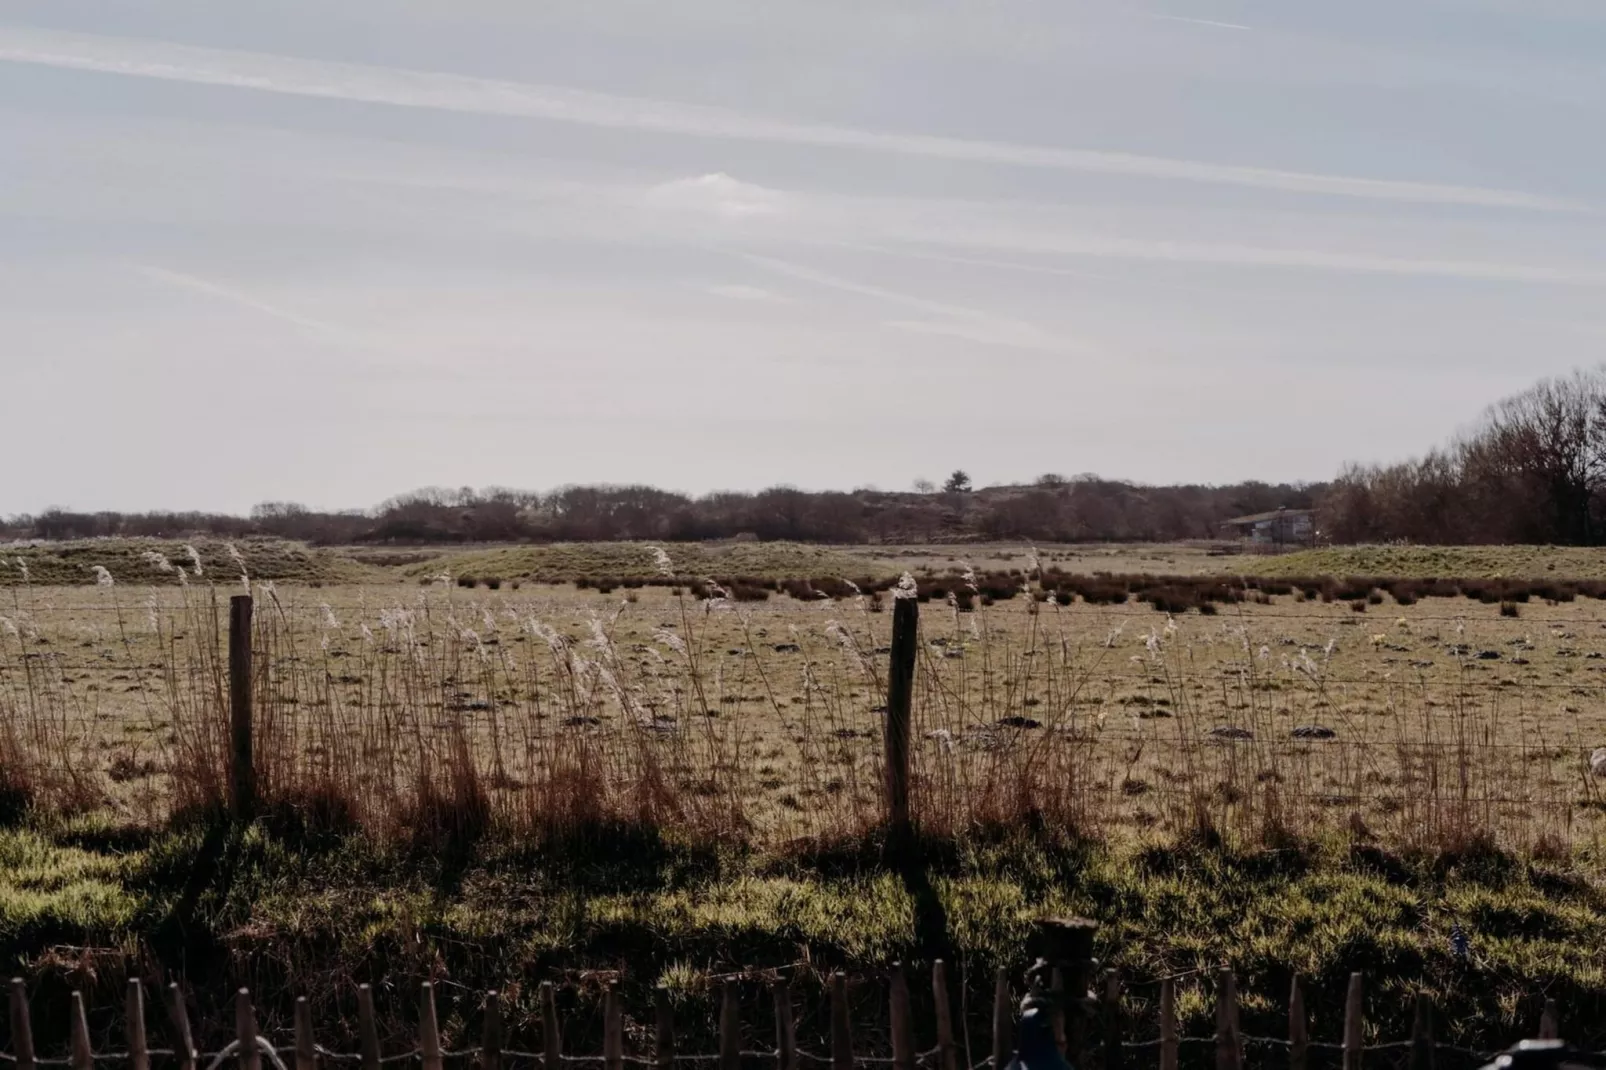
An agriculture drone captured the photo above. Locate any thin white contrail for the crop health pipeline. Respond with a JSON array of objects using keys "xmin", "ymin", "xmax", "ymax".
[
  {"xmin": 1144, "ymin": 13, "xmax": 1254, "ymax": 31},
  {"xmin": 0, "ymin": 24, "xmax": 1581, "ymax": 213},
  {"xmin": 133, "ymin": 264, "xmax": 369, "ymax": 345}
]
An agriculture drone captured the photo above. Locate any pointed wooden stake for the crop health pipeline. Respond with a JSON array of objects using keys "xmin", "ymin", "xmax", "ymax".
[
  {"xmin": 9, "ymin": 979, "xmax": 36, "ymax": 1070},
  {"xmin": 1539, "ymin": 999, "xmax": 1559, "ymax": 1040},
  {"xmin": 358, "ymin": 985, "xmax": 381, "ymax": 1070},
  {"xmin": 656, "ymin": 986, "xmax": 677, "ymax": 1070},
  {"xmin": 1343, "ymin": 973, "xmax": 1365, "ymax": 1070},
  {"xmin": 771, "ymin": 981, "xmax": 795, "ymax": 1070},
  {"xmin": 890, "ymin": 965, "xmax": 915, "ymax": 1070},
  {"xmin": 1103, "ymin": 970, "xmax": 1123, "ymax": 1070},
  {"xmin": 421, "ymin": 983, "xmax": 444, "ymax": 1070},
  {"xmin": 482, "ymin": 991, "xmax": 504, "ymax": 1070},
  {"xmin": 606, "ymin": 982, "xmax": 625, "ymax": 1070},
  {"xmin": 1159, "ymin": 978, "xmax": 1178, "ymax": 1070},
  {"xmin": 932, "ymin": 961, "xmax": 959, "ymax": 1070},
  {"xmin": 830, "ymin": 972, "xmax": 853, "ymax": 1070},
  {"xmin": 991, "ymin": 968, "xmax": 1012, "ymax": 1070},
  {"xmin": 1409, "ymin": 992, "xmax": 1434, "ymax": 1070},
  {"xmin": 1289, "ymin": 976, "xmax": 1309, "ymax": 1070},
  {"xmin": 126, "ymin": 979, "xmax": 150, "ymax": 1070},
  {"xmin": 295, "ymin": 997, "xmax": 318, "ymax": 1070},
  {"xmin": 542, "ymin": 982, "xmax": 562, "ymax": 1070},
  {"xmin": 1214, "ymin": 970, "xmax": 1241, "ymax": 1070},
  {"xmin": 236, "ymin": 989, "xmax": 261, "ymax": 1070},
  {"xmin": 70, "ymin": 992, "xmax": 93, "ymax": 1070},
  {"xmin": 165, "ymin": 983, "xmax": 197, "ymax": 1070}
]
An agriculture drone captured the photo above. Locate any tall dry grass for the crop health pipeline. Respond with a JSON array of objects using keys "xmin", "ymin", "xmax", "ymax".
[{"xmin": 0, "ymin": 559, "xmax": 1593, "ymax": 857}]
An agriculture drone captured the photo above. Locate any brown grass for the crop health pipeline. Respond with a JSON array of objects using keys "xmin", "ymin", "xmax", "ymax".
[{"xmin": 3, "ymin": 564, "xmax": 1605, "ymax": 856}]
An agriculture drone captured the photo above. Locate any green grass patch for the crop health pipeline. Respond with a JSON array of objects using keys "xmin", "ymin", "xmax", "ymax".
[{"xmin": 3, "ymin": 818, "xmax": 1606, "ymax": 1052}]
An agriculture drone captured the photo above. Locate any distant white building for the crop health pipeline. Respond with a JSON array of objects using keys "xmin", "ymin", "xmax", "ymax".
[{"xmin": 1221, "ymin": 507, "xmax": 1314, "ymax": 546}]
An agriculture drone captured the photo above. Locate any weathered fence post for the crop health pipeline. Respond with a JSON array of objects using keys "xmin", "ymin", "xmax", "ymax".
[
  {"xmin": 295, "ymin": 997, "xmax": 318, "ymax": 1070},
  {"xmin": 421, "ymin": 983, "xmax": 444, "ymax": 1070},
  {"xmin": 771, "ymin": 981, "xmax": 795, "ymax": 1070},
  {"xmin": 236, "ymin": 989, "xmax": 261, "ymax": 1070},
  {"xmin": 542, "ymin": 981, "xmax": 562, "ymax": 1070},
  {"xmin": 991, "ymin": 968, "xmax": 1012, "ymax": 1070},
  {"xmin": 482, "ymin": 991, "xmax": 504, "ymax": 1070},
  {"xmin": 1343, "ymin": 974, "xmax": 1365, "ymax": 1070},
  {"xmin": 1540, "ymin": 998, "xmax": 1559, "ymax": 1040},
  {"xmin": 229, "ymin": 594, "xmax": 255, "ymax": 819},
  {"xmin": 1159, "ymin": 977, "xmax": 1178, "ymax": 1070},
  {"xmin": 606, "ymin": 981, "xmax": 625, "ymax": 1070},
  {"xmin": 718, "ymin": 982, "xmax": 739, "ymax": 1070},
  {"xmin": 358, "ymin": 984, "xmax": 381, "ymax": 1070},
  {"xmin": 1289, "ymin": 976, "xmax": 1309, "ymax": 1070},
  {"xmin": 9, "ymin": 979, "xmax": 36, "ymax": 1070},
  {"xmin": 127, "ymin": 979, "xmax": 150, "ymax": 1070},
  {"xmin": 165, "ymin": 983, "xmax": 197, "ymax": 1070},
  {"xmin": 932, "ymin": 961, "xmax": 959, "ymax": 1070},
  {"xmin": 70, "ymin": 992, "xmax": 93, "ymax": 1070},
  {"xmin": 831, "ymin": 972, "xmax": 854, "ymax": 1070},
  {"xmin": 1103, "ymin": 970, "xmax": 1122, "ymax": 1070},
  {"xmin": 1214, "ymin": 970, "xmax": 1241, "ymax": 1070},
  {"xmin": 1410, "ymin": 993, "xmax": 1434, "ymax": 1070},
  {"xmin": 885, "ymin": 594, "xmax": 918, "ymax": 839},
  {"xmin": 656, "ymin": 986, "xmax": 677, "ymax": 1070},
  {"xmin": 890, "ymin": 965, "xmax": 915, "ymax": 1070}
]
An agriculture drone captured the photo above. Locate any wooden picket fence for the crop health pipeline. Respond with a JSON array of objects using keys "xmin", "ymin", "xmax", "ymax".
[{"xmin": 3, "ymin": 966, "xmax": 1572, "ymax": 1070}]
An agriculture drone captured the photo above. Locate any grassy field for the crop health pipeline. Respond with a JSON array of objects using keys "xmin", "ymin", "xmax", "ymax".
[{"xmin": 7, "ymin": 539, "xmax": 1606, "ymax": 1053}]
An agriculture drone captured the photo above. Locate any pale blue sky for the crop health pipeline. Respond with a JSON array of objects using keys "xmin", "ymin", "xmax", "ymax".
[{"xmin": 3, "ymin": 1, "xmax": 1603, "ymax": 513}]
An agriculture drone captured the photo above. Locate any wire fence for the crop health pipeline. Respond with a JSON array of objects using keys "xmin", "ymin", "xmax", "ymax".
[{"xmin": 1, "ymin": 968, "xmax": 1578, "ymax": 1070}]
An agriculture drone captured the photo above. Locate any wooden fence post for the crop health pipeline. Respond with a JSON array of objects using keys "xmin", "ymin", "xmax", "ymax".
[
  {"xmin": 885, "ymin": 595, "xmax": 918, "ymax": 839},
  {"xmin": 482, "ymin": 991, "xmax": 504, "ymax": 1070},
  {"xmin": 1540, "ymin": 998, "xmax": 1559, "ymax": 1040},
  {"xmin": 1410, "ymin": 993, "xmax": 1434, "ymax": 1070},
  {"xmin": 606, "ymin": 982, "xmax": 625, "ymax": 1070},
  {"xmin": 127, "ymin": 979, "xmax": 150, "ymax": 1070},
  {"xmin": 9, "ymin": 979, "xmax": 36, "ymax": 1070},
  {"xmin": 932, "ymin": 961, "xmax": 959, "ymax": 1070},
  {"xmin": 358, "ymin": 984, "xmax": 381, "ymax": 1070},
  {"xmin": 229, "ymin": 594, "xmax": 255, "ymax": 819},
  {"xmin": 542, "ymin": 981, "xmax": 562, "ymax": 1070},
  {"xmin": 657, "ymin": 987, "xmax": 677, "ymax": 1070},
  {"xmin": 1289, "ymin": 976, "xmax": 1308, "ymax": 1070},
  {"xmin": 1158, "ymin": 977, "xmax": 1177, "ymax": 1070},
  {"xmin": 1051, "ymin": 968, "xmax": 1068, "ymax": 1059},
  {"xmin": 421, "ymin": 983, "xmax": 444, "ymax": 1070},
  {"xmin": 236, "ymin": 989, "xmax": 261, "ymax": 1070},
  {"xmin": 718, "ymin": 981, "xmax": 739, "ymax": 1070},
  {"xmin": 1103, "ymin": 970, "xmax": 1122, "ymax": 1070},
  {"xmin": 70, "ymin": 992, "xmax": 93, "ymax": 1070},
  {"xmin": 1214, "ymin": 970, "xmax": 1241, "ymax": 1070},
  {"xmin": 831, "ymin": 972, "xmax": 853, "ymax": 1070},
  {"xmin": 295, "ymin": 997, "xmax": 318, "ymax": 1070},
  {"xmin": 890, "ymin": 965, "xmax": 915, "ymax": 1070},
  {"xmin": 1343, "ymin": 974, "xmax": 1365, "ymax": 1070},
  {"xmin": 991, "ymin": 969, "xmax": 1012, "ymax": 1070},
  {"xmin": 166, "ymin": 983, "xmax": 197, "ymax": 1070},
  {"xmin": 772, "ymin": 982, "xmax": 795, "ymax": 1070}
]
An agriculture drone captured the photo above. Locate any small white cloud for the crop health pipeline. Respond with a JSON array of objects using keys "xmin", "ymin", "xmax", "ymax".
[
  {"xmin": 707, "ymin": 283, "xmax": 784, "ymax": 301},
  {"xmin": 644, "ymin": 173, "xmax": 789, "ymax": 218}
]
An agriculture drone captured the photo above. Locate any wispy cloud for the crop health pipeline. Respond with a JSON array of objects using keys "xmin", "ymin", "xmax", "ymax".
[
  {"xmin": 1144, "ymin": 13, "xmax": 1254, "ymax": 31},
  {"xmin": 741, "ymin": 253, "xmax": 1084, "ymax": 353},
  {"xmin": 133, "ymin": 264, "xmax": 370, "ymax": 343},
  {"xmin": 706, "ymin": 283, "xmax": 787, "ymax": 301},
  {"xmin": 645, "ymin": 173, "xmax": 790, "ymax": 218},
  {"xmin": 0, "ymin": 24, "xmax": 1580, "ymax": 212}
]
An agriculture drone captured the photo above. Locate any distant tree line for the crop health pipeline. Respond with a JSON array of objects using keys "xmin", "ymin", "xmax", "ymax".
[
  {"xmin": 0, "ymin": 476, "xmax": 1319, "ymax": 546},
  {"xmin": 1321, "ymin": 369, "xmax": 1606, "ymax": 545}
]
